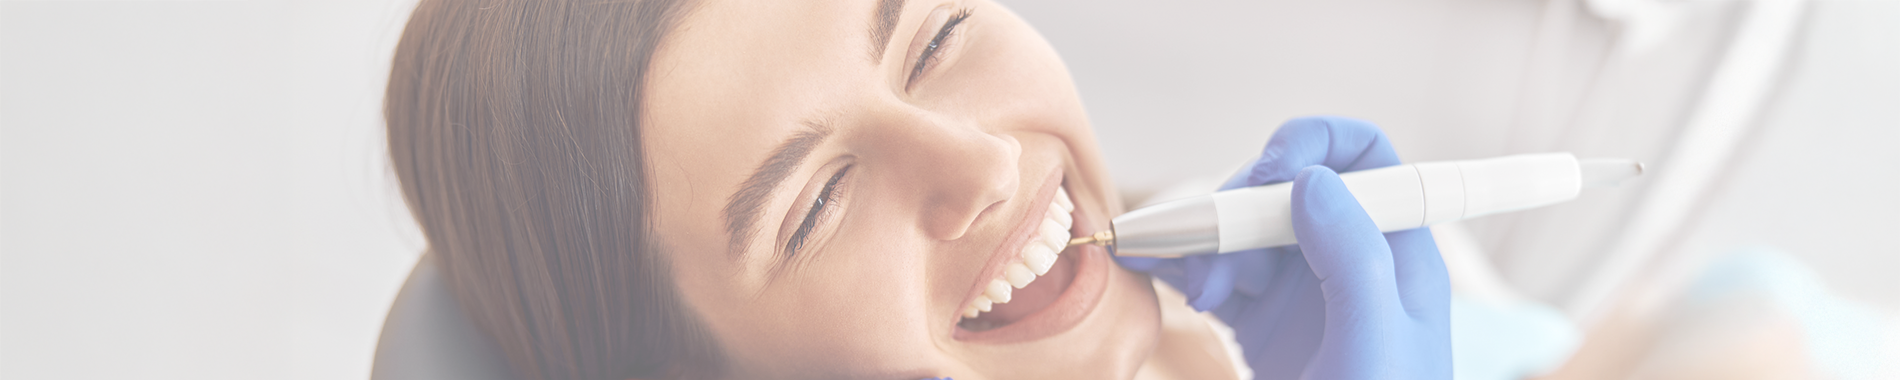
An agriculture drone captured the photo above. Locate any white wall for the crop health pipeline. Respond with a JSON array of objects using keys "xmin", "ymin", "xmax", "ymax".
[
  {"xmin": 2, "ymin": 2, "xmax": 422, "ymax": 379},
  {"xmin": 1671, "ymin": 0, "xmax": 1900, "ymax": 308},
  {"xmin": 1008, "ymin": 0, "xmax": 1551, "ymax": 198}
]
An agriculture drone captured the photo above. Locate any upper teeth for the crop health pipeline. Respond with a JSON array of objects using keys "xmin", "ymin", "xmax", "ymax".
[{"xmin": 961, "ymin": 186, "xmax": 1076, "ymax": 319}]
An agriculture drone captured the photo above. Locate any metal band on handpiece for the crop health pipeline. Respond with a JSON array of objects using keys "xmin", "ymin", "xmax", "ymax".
[{"xmin": 1094, "ymin": 196, "xmax": 1220, "ymax": 258}]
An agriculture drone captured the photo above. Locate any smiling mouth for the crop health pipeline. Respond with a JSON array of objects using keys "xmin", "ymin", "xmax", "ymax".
[{"xmin": 956, "ymin": 185, "xmax": 1077, "ymax": 331}]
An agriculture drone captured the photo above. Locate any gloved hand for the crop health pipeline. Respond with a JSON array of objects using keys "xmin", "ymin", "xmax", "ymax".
[{"xmin": 1118, "ymin": 116, "xmax": 1451, "ymax": 379}]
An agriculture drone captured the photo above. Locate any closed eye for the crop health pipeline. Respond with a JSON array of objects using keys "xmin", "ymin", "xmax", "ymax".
[
  {"xmin": 906, "ymin": 7, "xmax": 972, "ymax": 88},
  {"xmin": 785, "ymin": 165, "xmax": 851, "ymax": 258}
]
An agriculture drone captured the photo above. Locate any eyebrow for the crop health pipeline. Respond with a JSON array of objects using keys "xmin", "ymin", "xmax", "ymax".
[
  {"xmin": 865, "ymin": 0, "xmax": 908, "ymax": 62},
  {"xmin": 722, "ymin": 122, "xmax": 834, "ymax": 258}
]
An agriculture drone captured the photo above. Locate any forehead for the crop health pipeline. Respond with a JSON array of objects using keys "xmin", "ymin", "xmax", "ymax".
[
  {"xmin": 641, "ymin": 0, "xmax": 893, "ymax": 268},
  {"xmin": 651, "ymin": 0, "xmax": 879, "ymax": 103},
  {"xmin": 643, "ymin": 0, "xmax": 879, "ymax": 170},
  {"xmin": 643, "ymin": 2, "xmax": 871, "ymax": 177}
]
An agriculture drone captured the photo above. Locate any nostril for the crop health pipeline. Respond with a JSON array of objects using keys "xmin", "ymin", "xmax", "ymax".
[
  {"xmin": 917, "ymin": 136, "xmax": 1021, "ymax": 241},
  {"xmin": 921, "ymin": 197, "xmax": 1007, "ymax": 241}
]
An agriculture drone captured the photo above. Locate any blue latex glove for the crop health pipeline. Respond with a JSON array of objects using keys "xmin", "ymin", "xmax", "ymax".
[{"xmin": 1118, "ymin": 117, "xmax": 1451, "ymax": 379}]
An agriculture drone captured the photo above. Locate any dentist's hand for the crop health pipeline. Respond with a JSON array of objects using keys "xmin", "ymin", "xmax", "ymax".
[{"xmin": 1118, "ymin": 117, "xmax": 1451, "ymax": 380}]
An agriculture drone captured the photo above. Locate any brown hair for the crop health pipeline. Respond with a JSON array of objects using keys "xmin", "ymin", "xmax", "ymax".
[{"xmin": 383, "ymin": 0, "xmax": 722, "ymax": 379}]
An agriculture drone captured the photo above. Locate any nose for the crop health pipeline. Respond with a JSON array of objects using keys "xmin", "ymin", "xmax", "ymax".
[{"xmin": 870, "ymin": 112, "xmax": 1021, "ymax": 241}]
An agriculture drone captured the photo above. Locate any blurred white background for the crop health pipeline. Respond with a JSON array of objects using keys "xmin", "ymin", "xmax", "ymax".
[
  {"xmin": 3, "ymin": 0, "xmax": 1896, "ymax": 379},
  {"xmin": 3, "ymin": 2, "xmax": 424, "ymax": 379}
]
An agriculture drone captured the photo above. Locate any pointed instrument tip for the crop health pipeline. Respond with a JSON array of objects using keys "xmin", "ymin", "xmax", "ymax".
[
  {"xmin": 1066, "ymin": 230, "xmax": 1114, "ymax": 250},
  {"xmin": 1580, "ymin": 158, "xmax": 1644, "ymax": 187}
]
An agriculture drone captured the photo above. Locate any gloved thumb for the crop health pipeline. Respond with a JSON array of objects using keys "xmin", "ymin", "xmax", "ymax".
[{"xmin": 1290, "ymin": 165, "xmax": 1401, "ymax": 313}]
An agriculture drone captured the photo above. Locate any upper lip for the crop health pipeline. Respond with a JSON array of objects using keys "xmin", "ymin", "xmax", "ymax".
[{"xmin": 957, "ymin": 168, "xmax": 1065, "ymax": 326}]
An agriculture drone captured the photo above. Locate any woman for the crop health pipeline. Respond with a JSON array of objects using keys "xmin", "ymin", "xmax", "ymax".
[{"xmin": 384, "ymin": 0, "xmax": 1449, "ymax": 379}]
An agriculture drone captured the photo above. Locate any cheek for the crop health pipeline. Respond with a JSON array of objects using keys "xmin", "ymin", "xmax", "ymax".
[
  {"xmin": 743, "ymin": 213, "xmax": 940, "ymax": 366},
  {"xmin": 815, "ymin": 211, "xmax": 936, "ymax": 326},
  {"xmin": 811, "ymin": 230, "xmax": 930, "ymax": 314}
]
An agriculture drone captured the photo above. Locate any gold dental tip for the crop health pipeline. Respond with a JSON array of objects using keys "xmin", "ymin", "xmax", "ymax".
[{"xmin": 1067, "ymin": 230, "xmax": 1114, "ymax": 249}]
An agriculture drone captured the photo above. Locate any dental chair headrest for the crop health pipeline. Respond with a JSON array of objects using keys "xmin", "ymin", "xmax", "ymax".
[{"xmin": 371, "ymin": 253, "xmax": 515, "ymax": 380}]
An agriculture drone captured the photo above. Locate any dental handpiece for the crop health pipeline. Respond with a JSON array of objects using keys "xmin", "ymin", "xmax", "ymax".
[{"xmin": 1067, "ymin": 153, "xmax": 1643, "ymax": 258}]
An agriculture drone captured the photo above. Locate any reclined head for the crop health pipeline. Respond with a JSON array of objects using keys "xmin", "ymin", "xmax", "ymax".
[{"xmin": 383, "ymin": 0, "xmax": 1160, "ymax": 378}]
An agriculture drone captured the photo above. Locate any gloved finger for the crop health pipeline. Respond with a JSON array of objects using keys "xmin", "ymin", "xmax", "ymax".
[
  {"xmin": 1291, "ymin": 166, "xmax": 1400, "ymax": 312},
  {"xmin": 1184, "ymin": 254, "xmax": 1238, "ymax": 311},
  {"xmin": 1113, "ymin": 255, "xmax": 1166, "ymax": 272},
  {"xmin": 1383, "ymin": 228, "xmax": 1450, "ymax": 319},
  {"xmin": 1116, "ymin": 252, "xmax": 1241, "ymax": 311},
  {"xmin": 1228, "ymin": 116, "xmax": 1403, "ymax": 190},
  {"xmin": 1140, "ymin": 117, "xmax": 1405, "ymax": 312},
  {"xmin": 1171, "ymin": 243, "xmax": 1286, "ymax": 311}
]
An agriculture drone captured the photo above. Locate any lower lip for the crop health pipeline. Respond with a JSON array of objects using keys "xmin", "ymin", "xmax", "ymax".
[{"xmin": 953, "ymin": 199, "xmax": 1111, "ymax": 343}]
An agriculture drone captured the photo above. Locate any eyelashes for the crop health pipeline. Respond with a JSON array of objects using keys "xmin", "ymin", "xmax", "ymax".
[
  {"xmin": 786, "ymin": 165, "xmax": 851, "ymax": 257},
  {"xmin": 780, "ymin": 8, "xmax": 974, "ymax": 262},
  {"xmin": 907, "ymin": 7, "xmax": 973, "ymax": 87}
]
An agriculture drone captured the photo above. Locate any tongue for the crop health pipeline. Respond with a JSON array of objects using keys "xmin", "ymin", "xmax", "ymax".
[{"xmin": 967, "ymin": 251, "xmax": 1076, "ymax": 328}]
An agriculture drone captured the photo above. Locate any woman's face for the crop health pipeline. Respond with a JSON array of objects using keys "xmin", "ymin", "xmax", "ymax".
[{"xmin": 644, "ymin": 0, "xmax": 1159, "ymax": 378}]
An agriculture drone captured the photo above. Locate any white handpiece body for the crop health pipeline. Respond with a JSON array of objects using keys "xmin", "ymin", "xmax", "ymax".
[{"xmin": 1109, "ymin": 153, "xmax": 1626, "ymax": 258}]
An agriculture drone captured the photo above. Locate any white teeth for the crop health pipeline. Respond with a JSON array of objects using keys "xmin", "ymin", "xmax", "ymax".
[
  {"xmin": 1004, "ymin": 263, "xmax": 1036, "ymax": 288},
  {"xmin": 1047, "ymin": 204, "xmax": 1072, "ymax": 228},
  {"xmin": 1023, "ymin": 244, "xmax": 1056, "ymax": 275},
  {"xmin": 961, "ymin": 186, "xmax": 1078, "ymax": 322},
  {"xmin": 1039, "ymin": 219, "xmax": 1070, "ymax": 251},
  {"xmin": 985, "ymin": 279, "xmax": 1013, "ymax": 304},
  {"xmin": 1054, "ymin": 186, "xmax": 1075, "ymax": 212}
]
